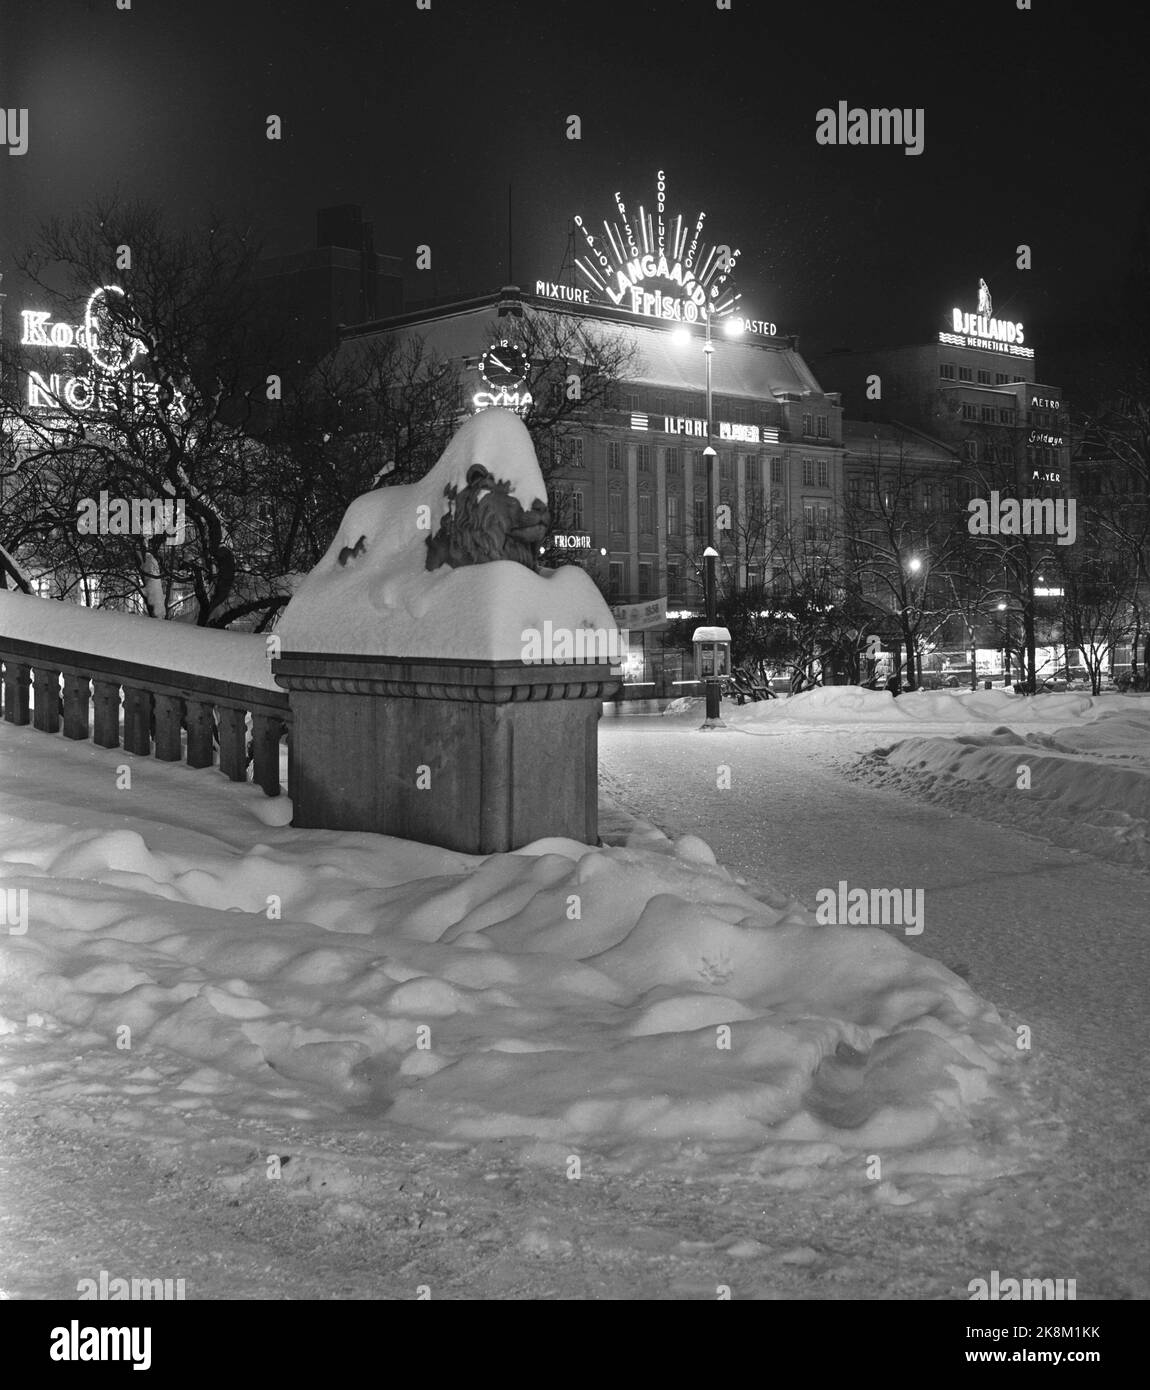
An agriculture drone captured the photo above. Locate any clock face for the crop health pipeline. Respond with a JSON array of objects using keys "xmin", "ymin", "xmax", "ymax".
[{"xmin": 479, "ymin": 340, "xmax": 529, "ymax": 389}]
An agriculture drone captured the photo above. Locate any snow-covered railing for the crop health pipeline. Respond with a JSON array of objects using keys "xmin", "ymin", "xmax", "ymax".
[{"xmin": 0, "ymin": 594, "xmax": 289, "ymax": 796}]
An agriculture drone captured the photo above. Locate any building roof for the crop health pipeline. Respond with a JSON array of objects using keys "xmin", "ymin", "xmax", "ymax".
[
  {"xmin": 842, "ymin": 418, "xmax": 958, "ymax": 463},
  {"xmin": 339, "ymin": 291, "xmax": 831, "ymax": 403}
]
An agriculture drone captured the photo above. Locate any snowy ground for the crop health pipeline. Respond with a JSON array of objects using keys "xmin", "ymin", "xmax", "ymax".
[{"xmin": 1, "ymin": 688, "xmax": 1148, "ymax": 1299}]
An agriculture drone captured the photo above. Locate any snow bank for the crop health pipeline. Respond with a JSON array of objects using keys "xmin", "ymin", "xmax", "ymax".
[
  {"xmin": 878, "ymin": 705, "xmax": 1150, "ymax": 868},
  {"xmin": 0, "ymin": 719, "xmax": 1023, "ymax": 1176},
  {"xmin": 727, "ymin": 684, "xmax": 1108, "ymax": 726},
  {"xmin": 277, "ymin": 409, "xmax": 618, "ymax": 661},
  {"xmin": 0, "ymin": 591, "xmax": 279, "ymax": 692}
]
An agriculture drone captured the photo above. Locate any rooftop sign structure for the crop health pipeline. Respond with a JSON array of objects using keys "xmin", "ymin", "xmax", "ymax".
[
  {"xmin": 566, "ymin": 171, "xmax": 745, "ymax": 326},
  {"xmin": 938, "ymin": 278, "xmax": 1034, "ymax": 359}
]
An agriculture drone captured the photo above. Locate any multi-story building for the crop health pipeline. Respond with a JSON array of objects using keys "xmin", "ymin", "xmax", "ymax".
[
  {"xmin": 336, "ymin": 283, "xmax": 844, "ymax": 690},
  {"xmin": 811, "ymin": 282, "xmax": 1089, "ymax": 685},
  {"xmin": 811, "ymin": 280, "xmax": 1070, "ymax": 496}
]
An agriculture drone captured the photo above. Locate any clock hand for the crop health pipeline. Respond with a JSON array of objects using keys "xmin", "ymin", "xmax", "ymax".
[{"xmin": 489, "ymin": 354, "xmax": 509, "ymax": 372}]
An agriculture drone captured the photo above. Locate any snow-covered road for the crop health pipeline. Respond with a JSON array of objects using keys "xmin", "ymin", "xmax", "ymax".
[{"xmin": 599, "ymin": 706, "xmax": 1150, "ymax": 1298}]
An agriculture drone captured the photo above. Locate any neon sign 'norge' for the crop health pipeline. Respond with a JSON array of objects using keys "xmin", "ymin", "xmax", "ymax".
[
  {"xmin": 19, "ymin": 284, "xmax": 185, "ymax": 416},
  {"xmin": 568, "ymin": 171, "xmax": 741, "ymax": 326}
]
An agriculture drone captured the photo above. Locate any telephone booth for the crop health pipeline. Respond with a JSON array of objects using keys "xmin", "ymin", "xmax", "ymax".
[{"xmin": 692, "ymin": 626, "xmax": 732, "ymax": 682}]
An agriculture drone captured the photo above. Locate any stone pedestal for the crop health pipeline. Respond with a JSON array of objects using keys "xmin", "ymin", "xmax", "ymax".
[{"xmin": 272, "ymin": 654, "xmax": 620, "ymax": 854}]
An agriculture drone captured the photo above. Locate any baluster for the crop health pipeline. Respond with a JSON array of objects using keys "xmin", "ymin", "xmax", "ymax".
[
  {"xmin": 153, "ymin": 694, "xmax": 183, "ymax": 761},
  {"xmin": 184, "ymin": 699, "xmax": 214, "ymax": 768},
  {"xmin": 3, "ymin": 662, "xmax": 31, "ymax": 725},
  {"xmin": 217, "ymin": 707, "xmax": 247, "ymax": 781},
  {"xmin": 92, "ymin": 679, "xmax": 121, "ymax": 747},
  {"xmin": 32, "ymin": 666, "xmax": 62, "ymax": 733},
  {"xmin": 62, "ymin": 672, "xmax": 91, "ymax": 740},
  {"xmin": 251, "ymin": 713, "xmax": 283, "ymax": 796},
  {"xmin": 122, "ymin": 685, "xmax": 153, "ymax": 755}
]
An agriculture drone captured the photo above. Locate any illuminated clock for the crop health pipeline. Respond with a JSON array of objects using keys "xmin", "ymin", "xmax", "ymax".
[{"xmin": 479, "ymin": 340, "xmax": 529, "ymax": 389}]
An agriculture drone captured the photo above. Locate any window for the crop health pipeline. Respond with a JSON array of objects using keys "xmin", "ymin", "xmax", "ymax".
[
  {"xmin": 921, "ymin": 481, "xmax": 934, "ymax": 511},
  {"xmin": 999, "ymin": 408, "xmax": 1014, "ymax": 424},
  {"xmin": 653, "ymin": 395, "xmax": 667, "ymax": 416},
  {"xmin": 720, "ymin": 453, "xmax": 732, "ymax": 481},
  {"xmin": 816, "ymin": 415, "xmax": 829, "ymax": 439},
  {"xmin": 981, "ymin": 405, "xmax": 995, "ymax": 422},
  {"xmin": 667, "ymin": 492, "xmax": 681, "ymax": 535},
  {"xmin": 817, "ymin": 505, "xmax": 830, "ymax": 538},
  {"xmin": 803, "ymin": 503, "xmax": 816, "ymax": 540},
  {"xmin": 817, "ymin": 458, "xmax": 829, "ymax": 488},
  {"xmin": 802, "ymin": 412, "xmax": 813, "ymax": 436},
  {"xmin": 802, "ymin": 458, "xmax": 815, "ymax": 486},
  {"xmin": 977, "ymin": 370, "xmax": 991, "ymax": 385},
  {"xmin": 963, "ymin": 440, "xmax": 978, "ymax": 461},
  {"xmin": 962, "ymin": 402, "xmax": 977, "ymax": 421},
  {"xmin": 609, "ymin": 562, "xmax": 623, "ymax": 598},
  {"xmin": 694, "ymin": 497, "xmax": 707, "ymax": 537},
  {"xmin": 571, "ymin": 489, "xmax": 585, "ymax": 530},
  {"xmin": 958, "ymin": 367, "xmax": 973, "ymax": 382},
  {"xmin": 847, "ymin": 477, "xmax": 860, "ymax": 504},
  {"xmin": 609, "ymin": 490, "xmax": 624, "ymax": 533},
  {"xmin": 568, "ymin": 436, "xmax": 585, "ymax": 467},
  {"xmin": 627, "ymin": 393, "xmax": 641, "ymax": 412},
  {"xmin": 665, "ymin": 447, "xmax": 680, "ymax": 475},
  {"xmin": 638, "ymin": 492, "xmax": 653, "ymax": 533},
  {"xmin": 939, "ymin": 363, "xmax": 956, "ymax": 381},
  {"xmin": 667, "ymin": 561, "xmax": 683, "ymax": 599},
  {"xmin": 995, "ymin": 373, "xmax": 1008, "ymax": 385},
  {"xmin": 638, "ymin": 563, "xmax": 652, "ymax": 597},
  {"xmin": 770, "ymin": 457, "xmax": 783, "ymax": 484},
  {"xmin": 608, "ymin": 440, "xmax": 622, "ymax": 470},
  {"xmin": 637, "ymin": 444, "xmax": 652, "ymax": 473},
  {"xmin": 940, "ymin": 484, "xmax": 953, "ymax": 511}
]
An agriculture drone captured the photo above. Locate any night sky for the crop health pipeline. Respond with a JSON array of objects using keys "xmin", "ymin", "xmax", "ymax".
[{"xmin": 2, "ymin": 0, "xmax": 1148, "ymax": 368}]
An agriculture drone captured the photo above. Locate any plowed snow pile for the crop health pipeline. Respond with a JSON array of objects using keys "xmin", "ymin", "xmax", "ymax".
[
  {"xmin": 873, "ymin": 705, "xmax": 1150, "ymax": 869},
  {"xmin": 0, "ymin": 721, "xmax": 1025, "ymax": 1180}
]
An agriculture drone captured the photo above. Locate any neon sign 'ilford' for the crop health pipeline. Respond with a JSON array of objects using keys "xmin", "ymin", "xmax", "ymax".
[{"xmin": 570, "ymin": 171, "xmax": 741, "ymax": 326}]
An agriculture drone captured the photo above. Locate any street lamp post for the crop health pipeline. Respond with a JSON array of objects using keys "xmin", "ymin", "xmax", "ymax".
[
  {"xmin": 674, "ymin": 309, "xmax": 733, "ymax": 726},
  {"xmin": 701, "ymin": 311, "xmax": 723, "ymax": 723}
]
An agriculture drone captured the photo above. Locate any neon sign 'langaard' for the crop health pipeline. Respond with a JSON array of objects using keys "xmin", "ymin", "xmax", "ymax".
[{"xmin": 568, "ymin": 171, "xmax": 741, "ymax": 326}]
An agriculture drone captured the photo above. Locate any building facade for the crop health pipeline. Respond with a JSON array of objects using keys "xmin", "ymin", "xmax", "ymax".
[{"xmin": 337, "ymin": 284, "xmax": 845, "ymax": 691}]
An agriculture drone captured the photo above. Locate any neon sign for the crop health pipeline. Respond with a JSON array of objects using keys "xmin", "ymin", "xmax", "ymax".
[
  {"xmin": 568, "ymin": 171, "xmax": 741, "ymax": 326},
  {"xmin": 20, "ymin": 285, "xmax": 183, "ymax": 416},
  {"xmin": 938, "ymin": 280, "xmax": 1033, "ymax": 358},
  {"xmin": 631, "ymin": 412, "xmax": 780, "ymax": 444},
  {"xmin": 472, "ymin": 388, "xmax": 533, "ymax": 414}
]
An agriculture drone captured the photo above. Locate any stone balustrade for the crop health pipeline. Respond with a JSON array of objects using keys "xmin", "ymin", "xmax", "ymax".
[{"xmin": 0, "ymin": 635, "xmax": 290, "ymax": 796}]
